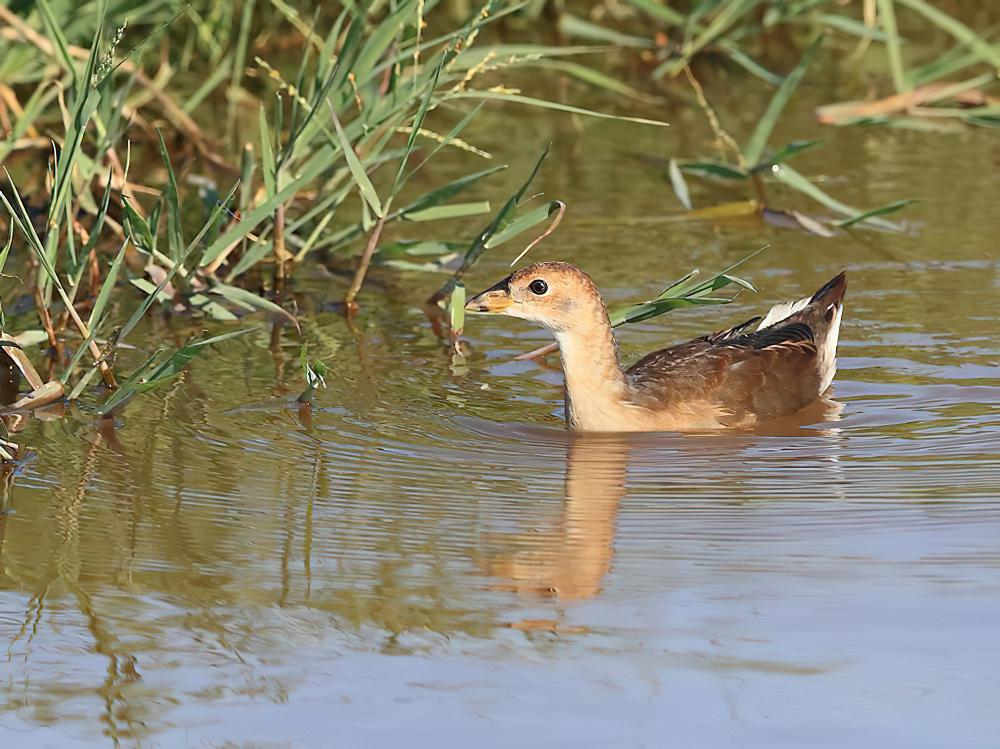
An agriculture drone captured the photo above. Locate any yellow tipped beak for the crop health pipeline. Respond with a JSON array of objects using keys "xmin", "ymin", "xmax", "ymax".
[{"xmin": 465, "ymin": 280, "xmax": 513, "ymax": 313}]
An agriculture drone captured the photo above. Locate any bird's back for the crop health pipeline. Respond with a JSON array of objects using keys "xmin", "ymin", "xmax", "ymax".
[{"xmin": 625, "ymin": 271, "xmax": 847, "ymax": 426}]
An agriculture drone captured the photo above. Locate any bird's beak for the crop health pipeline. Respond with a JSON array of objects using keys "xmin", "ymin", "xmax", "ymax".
[{"xmin": 465, "ymin": 277, "xmax": 513, "ymax": 314}]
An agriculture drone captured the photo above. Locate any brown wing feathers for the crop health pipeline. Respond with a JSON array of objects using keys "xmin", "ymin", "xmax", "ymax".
[{"xmin": 624, "ymin": 271, "xmax": 847, "ymax": 422}]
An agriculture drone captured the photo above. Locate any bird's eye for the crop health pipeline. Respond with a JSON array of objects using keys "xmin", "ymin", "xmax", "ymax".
[{"xmin": 528, "ymin": 279, "xmax": 548, "ymax": 295}]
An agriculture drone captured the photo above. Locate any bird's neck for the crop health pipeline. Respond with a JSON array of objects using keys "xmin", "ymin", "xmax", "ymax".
[{"xmin": 553, "ymin": 314, "xmax": 630, "ymax": 430}]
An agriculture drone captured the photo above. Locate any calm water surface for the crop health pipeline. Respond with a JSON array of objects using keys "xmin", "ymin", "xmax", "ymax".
[{"xmin": 2, "ymin": 66, "xmax": 999, "ymax": 747}]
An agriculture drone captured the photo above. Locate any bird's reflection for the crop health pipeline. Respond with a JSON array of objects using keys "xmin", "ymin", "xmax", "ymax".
[
  {"xmin": 487, "ymin": 434, "xmax": 629, "ymax": 600},
  {"xmin": 487, "ymin": 396, "xmax": 845, "ymax": 601}
]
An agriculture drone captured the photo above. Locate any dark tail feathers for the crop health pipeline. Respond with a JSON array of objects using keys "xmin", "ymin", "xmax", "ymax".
[{"xmin": 810, "ymin": 270, "xmax": 848, "ymax": 306}]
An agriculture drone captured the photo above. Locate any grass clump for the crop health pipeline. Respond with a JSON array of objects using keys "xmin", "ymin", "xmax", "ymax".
[{"xmin": 0, "ymin": 0, "xmax": 668, "ymax": 441}]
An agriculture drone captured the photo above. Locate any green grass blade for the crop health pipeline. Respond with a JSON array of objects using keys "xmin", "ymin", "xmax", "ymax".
[
  {"xmin": 199, "ymin": 162, "xmax": 325, "ymax": 267},
  {"xmin": 557, "ymin": 13, "xmax": 655, "ymax": 47},
  {"xmin": 401, "ymin": 164, "xmax": 508, "ymax": 216},
  {"xmin": 122, "ymin": 197, "xmax": 155, "ymax": 252},
  {"xmin": 444, "ymin": 91, "xmax": 669, "ymax": 127},
  {"xmin": 772, "ymin": 164, "xmax": 905, "ymax": 230},
  {"xmin": 391, "ymin": 55, "xmax": 444, "ymax": 197},
  {"xmin": 98, "ymin": 328, "xmax": 260, "ymax": 415},
  {"xmin": 352, "ymin": 0, "xmax": 418, "ymax": 84},
  {"xmin": 230, "ymin": 0, "xmax": 257, "ymax": 93},
  {"xmin": 836, "ymin": 199, "xmax": 916, "ymax": 228},
  {"xmin": 36, "ymin": 0, "xmax": 79, "ymax": 88},
  {"xmin": 403, "ymin": 102, "xmax": 487, "ymax": 182},
  {"xmin": 209, "ymin": 283, "xmax": 298, "ymax": 328},
  {"xmin": 813, "ymin": 13, "xmax": 891, "ymax": 41},
  {"xmin": 446, "ymin": 282, "xmax": 466, "ymax": 337},
  {"xmin": 402, "ymin": 202, "xmax": 492, "ymax": 221},
  {"xmin": 656, "ymin": 0, "xmax": 760, "ymax": 79},
  {"xmin": 718, "ymin": 40, "xmax": 785, "ymax": 85},
  {"xmin": 895, "ymin": 0, "xmax": 1000, "ymax": 68},
  {"xmin": 679, "ymin": 161, "xmax": 749, "ymax": 180},
  {"xmin": 61, "ymin": 240, "xmax": 128, "ymax": 379},
  {"xmin": 259, "ymin": 104, "xmax": 277, "ymax": 197},
  {"xmin": 119, "ymin": 184, "xmax": 238, "ymax": 343},
  {"xmin": 432, "ymin": 144, "xmax": 550, "ymax": 299},
  {"xmin": 533, "ymin": 60, "xmax": 661, "ymax": 102},
  {"xmin": 0, "ymin": 223, "xmax": 12, "ymax": 279},
  {"xmin": 135, "ymin": 329, "xmax": 260, "ymax": 393},
  {"xmin": 744, "ymin": 34, "xmax": 822, "ymax": 166},
  {"xmin": 624, "ymin": 0, "xmax": 686, "ymax": 25},
  {"xmin": 156, "ymin": 130, "xmax": 184, "ymax": 265},
  {"xmin": 484, "ymin": 201, "xmax": 560, "ymax": 250},
  {"xmin": 751, "ymin": 138, "xmax": 821, "ymax": 171},
  {"xmin": 877, "ymin": 0, "xmax": 909, "ymax": 93},
  {"xmin": 330, "ymin": 108, "xmax": 384, "ymax": 218}
]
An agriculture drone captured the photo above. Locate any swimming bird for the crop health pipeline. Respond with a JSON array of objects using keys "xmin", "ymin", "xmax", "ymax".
[{"xmin": 465, "ymin": 262, "xmax": 847, "ymax": 432}]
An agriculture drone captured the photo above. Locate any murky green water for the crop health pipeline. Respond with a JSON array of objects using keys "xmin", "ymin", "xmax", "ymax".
[{"xmin": 2, "ymin": 58, "xmax": 999, "ymax": 746}]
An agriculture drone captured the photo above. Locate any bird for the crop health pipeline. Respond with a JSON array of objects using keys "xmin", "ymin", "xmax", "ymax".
[{"xmin": 465, "ymin": 261, "xmax": 847, "ymax": 432}]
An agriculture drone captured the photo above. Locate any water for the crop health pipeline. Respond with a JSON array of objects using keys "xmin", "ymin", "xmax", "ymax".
[{"xmin": 2, "ymin": 61, "xmax": 999, "ymax": 747}]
